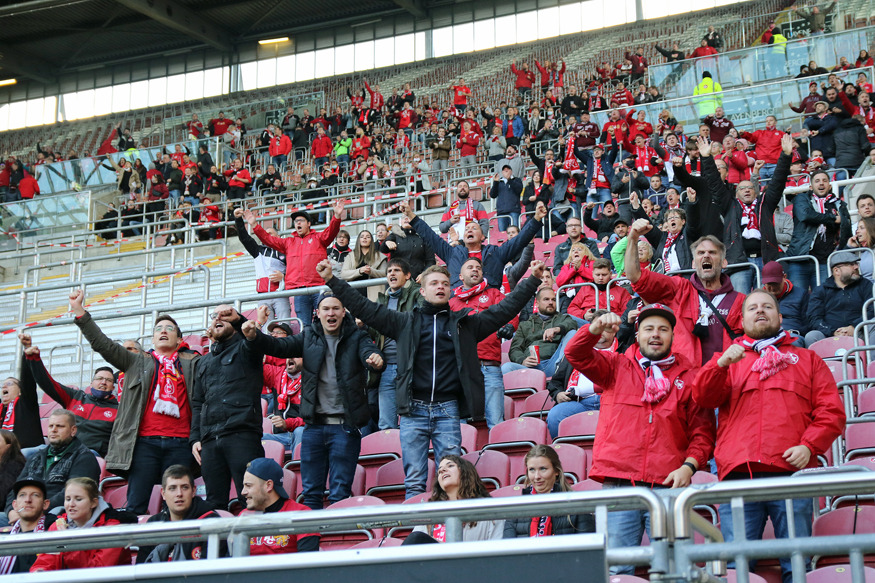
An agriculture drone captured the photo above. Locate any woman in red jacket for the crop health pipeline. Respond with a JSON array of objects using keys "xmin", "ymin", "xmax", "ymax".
[{"xmin": 31, "ymin": 478, "xmax": 134, "ymax": 572}]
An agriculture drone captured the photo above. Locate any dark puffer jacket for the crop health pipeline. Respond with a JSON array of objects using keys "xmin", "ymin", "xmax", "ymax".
[
  {"xmin": 5, "ymin": 437, "xmax": 99, "ymax": 512},
  {"xmin": 249, "ymin": 313, "xmax": 383, "ymax": 428},
  {"xmin": 191, "ymin": 331, "xmax": 264, "ymax": 444},
  {"xmin": 502, "ymin": 485, "xmax": 595, "ymax": 538},
  {"xmin": 380, "ymin": 225, "xmax": 435, "ymax": 279}
]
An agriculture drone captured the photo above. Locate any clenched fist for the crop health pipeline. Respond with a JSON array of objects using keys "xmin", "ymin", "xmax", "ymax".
[{"xmin": 717, "ymin": 344, "xmax": 745, "ymax": 368}]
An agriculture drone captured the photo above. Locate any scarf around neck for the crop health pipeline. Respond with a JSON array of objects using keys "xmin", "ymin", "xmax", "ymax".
[
  {"xmin": 1, "ymin": 397, "xmax": 17, "ymax": 431},
  {"xmin": 0, "ymin": 514, "xmax": 46, "ymax": 574},
  {"xmin": 151, "ymin": 350, "xmax": 183, "ymax": 418},
  {"xmin": 454, "ymin": 280, "xmax": 488, "ymax": 301},
  {"xmin": 742, "ymin": 332, "xmax": 794, "ymax": 379},
  {"xmin": 637, "ymin": 349, "xmax": 677, "ymax": 404},
  {"xmin": 739, "ymin": 199, "xmax": 761, "ymax": 239}
]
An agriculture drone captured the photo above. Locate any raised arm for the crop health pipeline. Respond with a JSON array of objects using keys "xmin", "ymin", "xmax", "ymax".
[
  {"xmin": 70, "ymin": 290, "xmax": 140, "ymax": 371},
  {"xmin": 471, "ymin": 267, "xmax": 542, "ymax": 341},
  {"xmin": 563, "ymin": 314, "xmax": 621, "ymax": 387}
]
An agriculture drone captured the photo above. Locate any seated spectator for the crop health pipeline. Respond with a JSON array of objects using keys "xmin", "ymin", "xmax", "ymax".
[
  {"xmin": 6, "ymin": 410, "xmax": 100, "ymax": 519},
  {"xmin": 22, "ymin": 335, "xmax": 117, "ymax": 457},
  {"xmin": 568, "ymin": 259, "xmax": 631, "ymax": 322},
  {"xmin": 760, "ymin": 262, "xmax": 809, "ymax": 339},
  {"xmin": 503, "ymin": 287, "xmax": 578, "ymax": 376},
  {"xmin": 805, "ymin": 251, "xmax": 873, "ymax": 346},
  {"xmin": 0, "ymin": 478, "xmax": 55, "ymax": 574},
  {"xmin": 404, "ymin": 455, "xmax": 504, "ymax": 544},
  {"xmin": 0, "ymin": 432, "xmax": 25, "ymax": 504},
  {"xmin": 95, "ymin": 204, "xmax": 119, "ymax": 240},
  {"xmin": 241, "ymin": 458, "xmax": 319, "ymax": 554},
  {"xmin": 545, "ymin": 309, "xmax": 615, "ymax": 439},
  {"xmin": 30, "ymin": 477, "xmax": 135, "ymax": 571},
  {"xmin": 848, "ymin": 216, "xmax": 875, "ymax": 280},
  {"xmin": 262, "ymin": 357, "xmax": 305, "ymax": 454},
  {"xmin": 340, "ymin": 230, "xmax": 387, "ymax": 302},
  {"xmin": 503, "ymin": 445, "xmax": 594, "ymax": 538}
]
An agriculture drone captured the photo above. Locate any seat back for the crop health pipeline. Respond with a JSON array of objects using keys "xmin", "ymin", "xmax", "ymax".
[{"xmin": 462, "ymin": 450, "xmax": 511, "ymax": 491}]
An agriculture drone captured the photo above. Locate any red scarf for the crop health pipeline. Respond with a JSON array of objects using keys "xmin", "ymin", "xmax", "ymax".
[
  {"xmin": 562, "ymin": 135, "xmax": 580, "ymax": 174},
  {"xmin": 277, "ymin": 374, "xmax": 302, "ymax": 410},
  {"xmin": 739, "ymin": 200, "xmax": 760, "ymax": 239},
  {"xmin": 528, "ymin": 487, "xmax": 554, "ymax": 536},
  {"xmin": 635, "ymin": 145, "xmax": 653, "ymax": 173},
  {"xmin": 117, "ymin": 372, "xmax": 125, "ymax": 402},
  {"xmin": 432, "ymin": 523, "xmax": 447, "ymax": 542},
  {"xmin": 635, "ymin": 347, "xmax": 676, "ymax": 404},
  {"xmin": 1, "ymin": 398, "xmax": 16, "ymax": 430},
  {"xmin": 663, "ymin": 231, "xmax": 679, "ymax": 264},
  {"xmin": 449, "ymin": 198, "xmax": 475, "ymax": 221},
  {"xmin": 454, "ymin": 280, "xmax": 488, "ymax": 301},
  {"xmin": 743, "ymin": 332, "xmax": 795, "ymax": 380},
  {"xmin": 152, "ymin": 350, "xmax": 183, "ymax": 418}
]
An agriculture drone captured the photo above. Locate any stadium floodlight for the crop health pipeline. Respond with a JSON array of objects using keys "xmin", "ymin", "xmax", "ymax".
[
  {"xmin": 0, "ymin": 79, "xmax": 16, "ymax": 87},
  {"xmin": 258, "ymin": 37, "xmax": 290, "ymax": 45}
]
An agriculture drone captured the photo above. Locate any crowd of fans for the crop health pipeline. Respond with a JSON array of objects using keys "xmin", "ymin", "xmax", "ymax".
[{"xmin": 0, "ymin": 5, "xmax": 869, "ymax": 579}]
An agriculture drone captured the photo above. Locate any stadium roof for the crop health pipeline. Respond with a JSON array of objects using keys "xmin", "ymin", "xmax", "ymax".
[{"xmin": 0, "ymin": 0, "xmax": 448, "ymax": 84}]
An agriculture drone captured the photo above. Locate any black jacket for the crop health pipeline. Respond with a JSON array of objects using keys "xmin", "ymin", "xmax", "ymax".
[
  {"xmin": 191, "ymin": 331, "xmax": 264, "ymax": 444},
  {"xmin": 326, "ymin": 275, "xmax": 540, "ymax": 420},
  {"xmin": 834, "ymin": 117, "xmax": 871, "ymax": 170},
  {"xmin": 671, "ymin": 156, "xmax": 730, "ymax": 242},
  {"xmin": 502, "ymin": 485, "xmax": 595, "ymax": 537},
  {"xmin": 6, "ymin": 437, "xmax": 100, "ymax": 512},
  {"xmin": 380, "ymin": 226, "xmax": 435, "ymax": 279},
  {"xmin": 0, "ymin": 355, "xmax": 42, "ymax": 449},
  {"xmin": 137, "ymin": 497, "xmax": 225, "ymax": 563},
  {"xmin": 250, "ymin": 313, "xmax": 383, "ymax": 428},
  {"xmin": 808, "ymin": 275, "xmax": 874, "ymax": 336},
  {"xmin": 646, "ymin": 228, "xmax": 693, "ymax": 272}
]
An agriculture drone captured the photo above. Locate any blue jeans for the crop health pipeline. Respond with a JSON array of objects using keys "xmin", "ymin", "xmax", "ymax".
[
  {"xmin": 718, "ymin": 497, "xmax": 813, "ymax": 582},
  {"xmin": 300, "ymin": 423, "xmax": 362, "ymax": 510},
  {"xmin": 546, "ymin": 394, "xmax": 600, "ymax": 439},
  {"xmin": 759, "ymin": 163, "xmax": 777, "ymax": 183},
  {"xmin": 587, "ymin": 187, "xmax": 612, "ymax": 208},
  {"xmin": 497, "ymin": 213, "xmax": 520, "ymax": 232},
  {"xmin": 294, "ymin": 292, "xmax": 321, "ymax": 329},
  {"xmin": 605, "ymin": 481, "xmax": 653, "ymax": 575},
  {"xmin": 314, "ymin": 157, "xmax": 328, "ymax": 169},
  {"xmin": 400, "ymin": 400, "xmax": 462, "ymax": 498},
  {"xmin": 501, "ymin": 330, "xmax": 577, "ymax": 377},
  {"xmin": 168, "ymin": 189, "xmax": 181, "ymax": 207},
  {"xmin": 482, "ymin": 365, "xmax": 505, "ymax": 429},
  {"xmin": 378, "ymin": 364, "xmax": 399, "ymax": 430},
  {"xmin": 784, "ymin": 260, "xmax": 828, "ymax": 294},
  {"xmin": 728, "ymin": 256, "xmax": 763, "ymax": 295},
  {"xmin": 262, "ymin": 426, "xmax": 305, "ymax": 453},
  {"xmin": 272, "ymin": 155, "xmax": 287, "ymax": 168},
  {"xmin": 126, "ymin": 436, "xmax": 194, "ymax": 514}
]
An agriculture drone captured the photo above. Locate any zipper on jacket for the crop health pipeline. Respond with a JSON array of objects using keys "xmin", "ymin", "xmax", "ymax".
[{"xmin": 430, "ymin": 314, "xmax": 437, "ymax": 402}]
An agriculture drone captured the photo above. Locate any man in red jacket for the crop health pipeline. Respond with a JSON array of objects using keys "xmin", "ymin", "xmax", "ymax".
[
  {"xmin": 510, "ymin": 60, "xmax": 535, "ymax": 99},
  {"xmin": 269, "ymin": 126, "xmax": 292, "ymax": 168},
  {"xmin": 449, "ymin": 257, "xmax": 518, "ymax": 428},
  {"xmin": 245, "ymin": 199, "xmax": 344, "ymax": 329},
  {"xmin": 740, "ymin": 116, "xmax": 785, "ymax": 181},
  {"xmin": 625, "ymin": 220, "xmax": 743, "ymax": 365},
  {"xmin": 565, "ymin": 307, "xmax": 715, "ymax": 575},
  {"xmin": 568, "ymin": 258, "xmax": 631, "ymax": 322},
  {"xmin": 310, "ymin": 126, "xmax": 333, "ymax": 168},
  {"xmin": 242, "ymin": 458, "xmax": 319, "ymax": 554},
  {"xmin": 692, "ymin": 289, "xmax": 845, "ymax": 581}
]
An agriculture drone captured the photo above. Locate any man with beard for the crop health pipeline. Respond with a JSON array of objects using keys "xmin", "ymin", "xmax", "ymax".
[
  {"xmin": 693, "ymin": 289, "xmax": 844, "ymax": 581},
  {"xmin": 262, "ymin": 357, "xmax": 305, "ymax": 453},
  {"xmin": 625, "ymin": 220, "xmax": 743, "ymax": 365},
  {"xmin": 804, "ymin": 252, "xmax": 873, "ymax": 346},
  {"xmin": 568, "ymin": 259, "xmax": 631, "ymax": 321},
  {"xmin": 503, "ymin": 286, "xmax": 578, "ymax": 376},
  {"xmin": 191, "ymin": 304, "xmax": 265, "ymax": 510},
  {"xmin": 566, "ymin": 307, "xmax": 715, "ymax": 575}
]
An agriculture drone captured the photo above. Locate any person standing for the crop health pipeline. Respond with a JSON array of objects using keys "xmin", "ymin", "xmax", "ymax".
[
  {"xmin": 233, "ymin": 207, "xmax": 289, "ymax": 321},
  {"xmin": 692, "ymin": 289, "xmax": 845, "ymax": 581}
]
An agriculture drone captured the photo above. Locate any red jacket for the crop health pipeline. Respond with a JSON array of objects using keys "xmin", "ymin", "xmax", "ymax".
[
  {"xmin": 224, "ymin": 168, "xmax": 251, "ymax": 188},
  {"xmin": 535, "ymin": 61, "xmax": 567, "ymax": 87},
  {"xmin": 690, "ymin": 46, "xmax": 719, "ymax": 59},
  {"xmin": 456, "ymin": 131, "xmax": 480, "ymax": 157},
  {"xmin": 692, "ymin": 334, "xmax": 845, "ymax": 480},
  {"xmin": 510, "ymin": 64, "xmax": 535, "ymax": 89},
  {"xmin": 567, "ymin": 284, "xmax": 630, "ymax": 319},
  {"xmin": 449, "ymin": 287, "xmax": 518, "ymax": 362},
  {"xmin": 625, "ymin": 52, "xmax": 649, "ymax": 75},
  {"xmin": 263, "ymin": 355, "xmax": 287, "ymax": 396},
  {"xmin": 311, "ymin": 135, "xmax": 333, "ymax": 158},
  {"xmin": 565, "ymin": 328, "xmax": 715, "ymax": 484},
  {"xmin": 254, "ymin": 217, "xmax": 341, "ymax": 289},
  {"xmin": 741, "ymin": 128, "xmax": 784, "ymax": 164},
  {"xmin": 364, "ymin": 81, "xmax": 384, "ymax": 110},
  {"xmin": 269, "ymin": 134, "xmax": 292, "ymax": 157},
  {"xmin": 96, "ymin": 129, "xmax": 118, "ymax": 155},
  {"xmin": 722, "ymin": 150, "xmax": 752, "ymax": 184},
  {"xmin": 451, "ymin": 85, "xmax": 471, "ymax": 105},
  {"xmin": 209, "ymin": 118, "xmax": 233, "ymax": 135},
  {"xmin": 18, "ymin": 175, "xmax": 39, "ymax": 199},
  {"xmin": 612, "ymin": 89, "xmax": 634, "ymax": 108},
  {"xmin": 249, "ymin": 498, "xmax": 318, "ymax": 555},
  {"xmin": 351, "ymin": 136, "xmax": 371, "ymax": 160},
  {"xmin": 555, "ymin": 260, "xmax": 594, "ymax": 288},
  {"xmin": 631, "ymin": 268, "xmax": 743, "ymax": 366},
  {"xmin": 30, "ymin": 511, "xmax": 132, "ymax": 571}
]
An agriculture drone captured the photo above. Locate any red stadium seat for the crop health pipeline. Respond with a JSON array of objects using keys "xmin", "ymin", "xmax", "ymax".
[
  {"xmin": 321, "ymin": 496, "xmax": 387, "ymax": 549},
  {"xmin": 367, "ymin": 458, "xmax": 435, "ymax": 504},
  {"xmin": 552, "ymin": 443, "xmax": 587, "ymax": 483},
  {"xmin": 813, "ymin": 506, "xmax": 875, "ymax": 537},
  {"xmin": 518, "ymin": 392, "xmax": 555, "ymax": 419},
  {"xmin": 103, "ymin": 484, "xmax": 128, "ymax": 510},
  {"xmin": 571, "ymin": 479, "xmax": 602, "ymax": 492},
  {"xmin": 483, "ymin": 418, "xmax": 549, "ymax": 483},
  {"xmin": 808, "ymin": 337, "xmax": 860, "ymax": 361},
  {"xmin": 491, "ymin": 484, "xmax": 527, "ymax": 497},
  {"xmin": 147, "ymin": 485, "xmax": 164, "ymax": 515},
  {"xmin": 844, "ymin": 422, "xmax": 875, "ymax": 461},
  {"xmin": 503, "ymin": 369, "xmax": 547, "ymax": 418},
  {"xmin": 358, "ymin": 429, "xmax": 402, "ymax": 492},
  {"xmin": 723, "ymin": 571, "xmax": 767, "ymax": 582},
  {"xmin": 859, "ymin": 389, "xmax": 875, "ymax": 416},
  {"xmin": 462, "ymin": 450, "xmax": 510, "ymax": 491},
  {"xmin": 553, "ymin": 410, "xmax": 599, "ymax": 452},
  {"xmin": 39, "ymin": 403, "xmax": 57, "ymax": 418},
  {"xmin": 459, "ymin": 422, "xmax": 478, "ymax": 455},
  {"xmin": 350, "ymin": 537, "xmax": 404, "ymax": 549},
  {"xmin": 261, "ymin": 418, "xmax": 273, "ymax": 435},
  {"xmin": 806, "ymin": 565, "xmax": 875, "ymax": 581},
  {"xmin": 261, "ymin": 440, "xmax": 285, "ymax": 466}
]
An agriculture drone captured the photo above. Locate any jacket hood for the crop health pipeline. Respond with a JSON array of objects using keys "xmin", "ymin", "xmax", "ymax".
[{"xmin": 690, "ymin": 272, "xmax": 734, "ymax": 295}]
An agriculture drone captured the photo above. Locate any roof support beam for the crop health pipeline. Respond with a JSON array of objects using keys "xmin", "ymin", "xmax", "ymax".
[
  {"xmin": 115, "ymin": 0, "xmax": 233, "ymax": 52},
  {"xmin": 0, "ymin": 44, "xmax": 56, "ymax": 84},
  {"xmin": 390, "ymin": 0, "xmax": 427, "ymax": 19}
]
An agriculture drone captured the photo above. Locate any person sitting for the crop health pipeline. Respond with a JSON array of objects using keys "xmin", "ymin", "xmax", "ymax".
[
  {"xmin": 30, "ymin": 477, "xmax": 136, "ymax": 571},
  {"xmin": 545, "ymin": 310, "xmax": 615, "ymax": 439},
  {"xmin": 261, "ymin": 358, "xmax": 305, "ymax": 454},
  {"xmin": 404, "ymin": 455, "xmax": 504, "ymax": 544},
  {"xmin": 0, "ymin": 478, "xmax": 56, "ymax": 574},
  {"xmin": 555, "ymin": 242, "xmax": 597, "ymax": 314},
  {"xmin": 240, "ymin": 458, "xmax": 319, "ymax": 554},
  {"xmin": 503, "ymin": 445, "xmax": 594, "ymax": 538},
  {"xmin": 568, "ymin": 259, "xmax": 631, "ymax": 322},
  {"xmin": 0, "ymin": 431, "xmax": 25, "ymax": 505},
  {"xmin": 502, "ymin": 287, "xmax": 578, "ymax": 377},
  {"xmin": 805, "ymin": 251, "xmax": 873, "ymax": 346},
  {"xmin": 137, "ymin": 465, "xmax": 226, "ymax": 563},
  {"xmin": 847, "ymin": 216, "xmax": 875, "ymax": 281}
]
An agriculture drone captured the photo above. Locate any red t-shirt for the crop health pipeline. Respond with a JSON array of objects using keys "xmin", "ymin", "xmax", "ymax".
[
  {"xmin": 139, "ymin": 356, "xmax": 191, "ymax": 438},
  {"xmin": 452, "ymin": 85, "xmax": 470, "ymax": 105}
]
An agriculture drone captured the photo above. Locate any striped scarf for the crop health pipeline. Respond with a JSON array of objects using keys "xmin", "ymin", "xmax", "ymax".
[
  {"xmin": 743, "ymin": 332, "xmax": 794, "ymax": 380},
  {"xmin": 0, "ymin": 515, "xmax": 46, "ymax": 574}
]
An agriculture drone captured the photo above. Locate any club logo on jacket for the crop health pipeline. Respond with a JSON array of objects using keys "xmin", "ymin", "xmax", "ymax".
[
  {"xmin": 674, "ymin": 378, "xmax": 684, "ymax": 390},
  {"xmin": 788, "ymin": 352, "xmax": 799, "ymax": 364},
  {"xmin": 478, "ymin": 295, "xmax": 489, "ymax": 304},
  {"xmin": 104, "ymin": 410, "xmax": 113, "ymax": 418}
]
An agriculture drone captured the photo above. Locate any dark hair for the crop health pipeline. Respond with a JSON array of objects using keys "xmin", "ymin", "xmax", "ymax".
[
  {"xmin": 162, "ymin": 464, "xmax": 195, "ymax": 489},
  {"xmin": 858, "ymin": 194, "xmax": 875, "ymax": 207},
  {"xmin": 535, "ymin": 286, "xmax": 556, "ymax": 300},
  {"xmin": 429, "ymin": 455, "xmax": 491, "ymax": 502},
  {"xmin": 666, "ymin": 207, "xmax": 687, "ymax": 221},
  {"xmin": 337, "ymin": 229, "xmax": 350, "ymax": 240},
  {"xmin": 387, "ymin": 257, "xmax": 411, "ymax": 275},
  {"xmin": 462, "ymin": 256, "xmax": 483, "ymax": 268},
  {"xmin": 155, "ymin": 314, "xmax": 182, "ymax": 336},
  {"xmin": 94, "ymin": 366, "xmax": 113, "ymax": 378},
  {"xmin": 523, "ymin": 445, "xmax": 570, "ymax": 492},
  {"xmin": 593, "ymin": 258, "xmax": 613, "ymax": 271},
  {"xmin": 49, "ymin": 409, "xmax": 76, "ymax": 426},
  {"xmin": 0, "ymin": 429, "xmax": 24, "ymax": 468}
]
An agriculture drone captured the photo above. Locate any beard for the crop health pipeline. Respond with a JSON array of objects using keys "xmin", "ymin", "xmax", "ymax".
[
  {"xmin": 639, "ymin": 342, "xmax": 671, "ymax": 361},
  {"xmin": 746, "ymin": 321, "xmax": 782, "ymax": 340}
]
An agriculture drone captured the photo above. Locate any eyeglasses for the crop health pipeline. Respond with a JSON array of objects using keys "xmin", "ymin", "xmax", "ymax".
[
  {"xmin": 154, "ymin": 325, "xmax": 177, "ymax": 333},
  {"xmin": 92, "ymin": 376, "xmax": 115, "ymax": 384}
]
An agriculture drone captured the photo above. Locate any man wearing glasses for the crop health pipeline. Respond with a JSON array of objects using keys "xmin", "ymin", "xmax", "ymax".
[
  {"xmin": 19, "ymin": 333, "xmax": 118, "ymax": 458},
  {"xmin": 69, "ymin": 289, "xmax": 200, "ymax": 514}
]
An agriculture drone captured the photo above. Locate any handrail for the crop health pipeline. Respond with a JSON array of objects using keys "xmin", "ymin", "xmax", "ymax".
[
  {"xmin": 776, "ymin": 254, "xmax": 821, "ymax": 287},
  {"xmin": 0, "ymin": 488, "xmax": 667, "ymax": 557},
  {"xmin": 556, "ymin": 282, "xmax": 599, "ymax": 312},
  {"xmin": 673, "ymin": 471, "xmax": 875, "ymax": 540}
]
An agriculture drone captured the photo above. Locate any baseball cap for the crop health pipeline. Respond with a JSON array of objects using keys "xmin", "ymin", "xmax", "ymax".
[
  {"xmin": 636, "ymin": 303, "xmax": 677, "ymax": 329},
  {"xmin": 761, "ymin": 261, "xmax": 785, "ymax": 284},
  {"xmin": 315, "ymin": 291, "xmax": 339, "ymax": 309},
  {"xmin": 291, "ymin": 210, "xmax": 313, "ymax": 223},
  {"xmin": 13, "ymin": 477, "xmax": 47, "ymax": 498},
  {"xmin": 267, "ymin": 322, "xmax": 294, "ymax": 336},
  {"xmin": 245, "ymin": 458, "xmax": 288, "ymax": 499},
  {"xmin": 593, "ymin": 143, "xmax": 605, "ymax": 151},
  {"xmin": 830, "ymin": 250, "xmax": 861, "ymax": 268},
  {"xmin": 815, "ymin": 101, "xmax": 829, "ymax": 108},
  {"xmin": 613, "ymin": 218, "xmax": 629, "ymax": 227}
]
